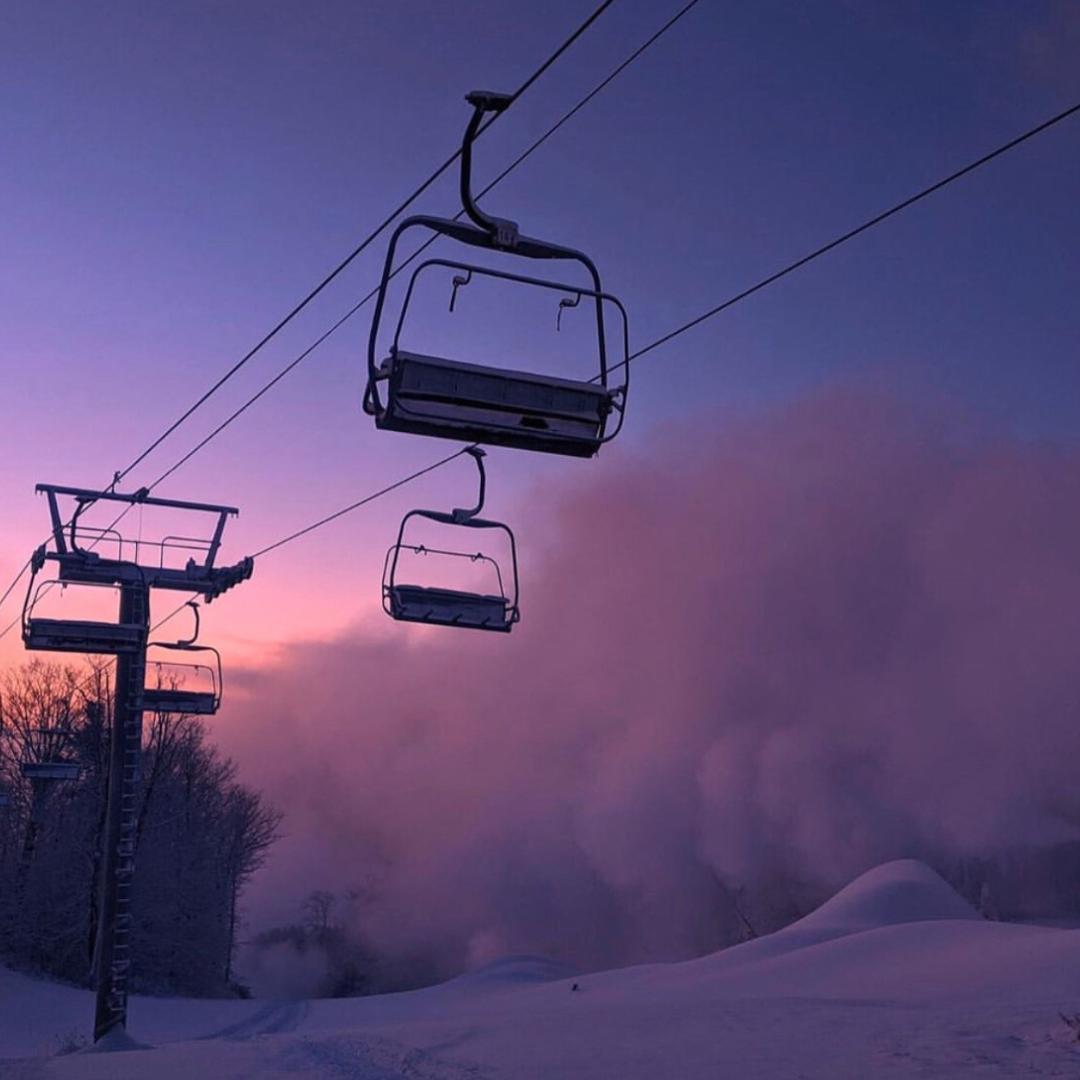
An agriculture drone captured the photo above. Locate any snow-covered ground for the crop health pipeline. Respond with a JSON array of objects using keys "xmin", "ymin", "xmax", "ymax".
[{"xmin": 2, "ymin": 861, "xmax": 1078, "ymax": 1078}]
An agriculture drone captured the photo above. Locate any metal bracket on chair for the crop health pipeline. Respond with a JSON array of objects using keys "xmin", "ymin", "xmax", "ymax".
[
  {"xmin": 449, "ymin": 270, "xmax": 473, "ymax": 312},
  {"xmin": 175, "ymin": 601, "xmax": 201, "ymax": 647},
  {"xmin": 557, "ymin": 293, "xmax": 581, "ymax": 332}
]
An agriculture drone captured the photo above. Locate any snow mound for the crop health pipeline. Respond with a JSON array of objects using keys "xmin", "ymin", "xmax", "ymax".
[
  {"xmin": 448, "ymin": 955, "xmax": 576, "ymax": 990},
  {"xmin": 681, "ymin": 859, "xmax": 982, "ymax": 980},
  {"xmin": 795, "ymin": 859, "xmax": 979, "ymax": 932}
]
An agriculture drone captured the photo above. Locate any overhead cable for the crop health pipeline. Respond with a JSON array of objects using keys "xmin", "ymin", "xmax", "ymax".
[
  {"xmin": 248, "ymin": 95, "xmax": 1080, "ymax": 560},
  {"xmin": 623, "ymin": 98, "xmax": 1080, "ymax": 367},
  {"xmin": 252, "ymin": 448, "xmax": 470, "ymax": 558},
  {"xmin": 0, "ymin": 0, "xmax": 625, "ymax": 634},
  {"xmin": 107, "ymin": 0, "xmax": 619, "ymax": 491},
  {"xmin": 148, "ymin": 0, "xmax": 705, "ymax": 493},
  {"xmin": 4, "ymin": 49, "xmax": 1076, "ymax": 639},
  {"xmin": 0, "ymin": 557, "xmax": 32, "ymax": 627}
]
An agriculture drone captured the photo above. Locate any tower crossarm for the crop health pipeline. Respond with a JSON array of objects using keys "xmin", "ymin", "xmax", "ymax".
[{"xmin": 34, "ymin": 485, "xmax": 242, "ymax": 586}]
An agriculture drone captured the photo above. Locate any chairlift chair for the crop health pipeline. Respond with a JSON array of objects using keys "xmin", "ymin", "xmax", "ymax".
[
  {"xmin": 142, "ymin": 602, "xmax": 222, "ymax": 716},
  {"xmin": 20, "ymin": 761, "xmax": 82, "ymax": 782},
  {"xmin": 22, "ymin": 576, "xmax": 145, "ymax": 655},
  {"xmin": 20, "ymin": 727, "xmax": 82, "ymax": 781},
  {"xmin": 383, "ymin": 448, "xmax": 520, "ymax": 632},
  {"xmin": 364, "ymin": 91, "xmax": 630, "ymax": 458}
]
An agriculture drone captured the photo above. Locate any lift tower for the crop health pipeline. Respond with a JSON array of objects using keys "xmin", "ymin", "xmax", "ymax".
[{"xmin": 21, "ymin": 485, "xmax": 252, "ymax": 1043}]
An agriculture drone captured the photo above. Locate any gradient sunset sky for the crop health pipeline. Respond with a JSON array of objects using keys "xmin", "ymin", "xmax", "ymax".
[{"xmin": 3, "ymin": 0, "xmax": 1078, "ymax": 662}]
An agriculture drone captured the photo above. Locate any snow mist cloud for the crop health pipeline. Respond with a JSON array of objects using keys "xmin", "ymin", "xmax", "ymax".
[{"xmin": 220, "ymin": 386, "xmax": 1080, "ymax": 979}]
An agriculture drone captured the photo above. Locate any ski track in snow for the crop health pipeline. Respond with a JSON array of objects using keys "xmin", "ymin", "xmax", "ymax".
[
  {"xmin": 871, "ymin": 1011, "xmax": 1080, "ymax": 1078},
  {"xmin": 197, "ymin": 999, "xmax": 311, "ymax": 1041},
  {"xmin": 286, "ymin": 1030, "xmax": 487, "ymax": 1080}
]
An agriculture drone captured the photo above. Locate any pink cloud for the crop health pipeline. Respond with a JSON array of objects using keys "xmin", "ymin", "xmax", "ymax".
[{"xmin": 217, "ymin": 384, "xmax": 1080, "ymax": 978}]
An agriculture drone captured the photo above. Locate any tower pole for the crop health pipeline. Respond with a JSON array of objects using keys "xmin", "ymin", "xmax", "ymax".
[{"xmin": 92, "ymin": 579, "xmax": 148, "ymax": 1042}]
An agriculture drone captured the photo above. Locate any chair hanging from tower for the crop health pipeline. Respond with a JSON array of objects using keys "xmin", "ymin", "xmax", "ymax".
[
  {"xmin": 143, "ymin": 602, "xmax": 223, "ymax": 716},
  {"xmin": 22, "ymin": 571, "xmax": 145, "ymax": 655},
  {"xmin": 383, "ymin": 448, "xmax": 520, "ymax": 632},
  {"xmin": 20, "ymin": 727, "xmax": 82, "ymax": 781}
]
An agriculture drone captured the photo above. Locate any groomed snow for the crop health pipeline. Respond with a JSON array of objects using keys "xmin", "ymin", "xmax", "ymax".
[{"xmin": 2, "ymin": 860, "xmax": 1078, "ymax": 1078}]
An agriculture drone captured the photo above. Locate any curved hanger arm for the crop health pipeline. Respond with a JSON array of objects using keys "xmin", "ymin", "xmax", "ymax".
[
  {"xmin": 175, "ymin": 601, "xmax": 201, "ymax": 647},
  {"xmin": 452, "ymin": 448, "xmax": 487, "ymax": 522},
  {"xmin": 460, "ymin": 91, "xmax": 515, "ymax": 244},
  {"xmin": 69, "ymin": 497, "xmax": 89, "ymax": 556}
]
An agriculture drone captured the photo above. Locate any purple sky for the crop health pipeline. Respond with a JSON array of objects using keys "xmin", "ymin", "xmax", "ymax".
[
  {"xmin": 2, "ymin": 2, "xmax": 1080, "ymax": 944},
  {"xmin": 3, "ymin": 1, "xmax": 1079, "ymax": 660}
]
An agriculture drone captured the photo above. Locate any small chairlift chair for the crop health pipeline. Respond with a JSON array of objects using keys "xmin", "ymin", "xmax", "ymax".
[
  {"xmin": 20, "ymin": 727, "xmax": 82, "ymax": 782},
  {"xmin": 21, "ymin": 761, "xmax": 82, "ymax": 781},
  {"xmin": 22, "ymin": 575, "xmax": 145, "ymax": 655},
  {"xmin": 21, "ymin": 485, "xmax": 253, "ymax": 657},
  {"xmin": 364, "ymin": 91, "xmax": 630, "ymax": 458},
  {"xmin": 143, "ymin": 602, "xmax": 222, "ymax": 716},
  {"xmin": 383, "ymin": 448, "xmax": 520, "ymax": 632}
]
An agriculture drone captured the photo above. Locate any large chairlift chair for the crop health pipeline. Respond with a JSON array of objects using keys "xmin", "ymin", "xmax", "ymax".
[{"xmin": 364, "ymin": 91, "xmax": 630, "ymax": 458}]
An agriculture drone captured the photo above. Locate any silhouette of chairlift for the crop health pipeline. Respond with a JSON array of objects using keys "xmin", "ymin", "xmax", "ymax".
[
  {"xmin": 21, "ymin": 485, "xmax": 252, "ymax": 656},
  {"xmin": 383, "ymin": 448, "xmax": 519, "ymax": 632},
  {"xmin": 364, "ymin": 91, "xmax": 630, "ymax": 458},
  {"xmin": 20, "ymin": 728, "xmax": 82, "ymax": 782},
  {"xmin": 143, "ymin": 602, "xmax": 222, "ymax": 716},
  {"xmin": 23, "ymin": 577, "xmax": 145, "ymax": 655},
  {"xmin": 21, "ymin": 761, "xmax": 82, "ymax": 781}
]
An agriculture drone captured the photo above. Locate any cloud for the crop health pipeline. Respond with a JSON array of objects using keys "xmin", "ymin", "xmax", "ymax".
[{"xmin": 217, "ymin": 384, "xmax": 1080, "ymax": 980}]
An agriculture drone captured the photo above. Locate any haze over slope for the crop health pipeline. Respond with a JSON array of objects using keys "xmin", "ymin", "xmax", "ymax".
[{"xmin": 217, "ymin": 387, "xmax": 1080, "ymax": 977}]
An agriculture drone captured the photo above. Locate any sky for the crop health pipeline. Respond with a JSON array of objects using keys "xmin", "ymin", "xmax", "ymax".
[{"xmin": 2, "ymin": 1, "xmax": 1080, "ymax": 953}]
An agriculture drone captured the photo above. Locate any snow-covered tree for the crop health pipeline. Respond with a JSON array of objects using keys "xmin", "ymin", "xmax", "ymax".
[{"xmin": 0, "ymin": 659, "xmax": 280, "ymax": 995}]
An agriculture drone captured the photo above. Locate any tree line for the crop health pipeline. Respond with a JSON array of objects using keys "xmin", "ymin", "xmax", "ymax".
[{"xmin": 0, "ymin": 659, "xmax": 280, "ymax": 996}]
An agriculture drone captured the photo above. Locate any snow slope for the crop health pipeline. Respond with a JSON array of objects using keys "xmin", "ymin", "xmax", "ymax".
[{"xmin": 2, "ymin": 860, "xmax": 1078, "ymax": 1079}]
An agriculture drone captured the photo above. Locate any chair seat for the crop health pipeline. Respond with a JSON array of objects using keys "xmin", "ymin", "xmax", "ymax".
[
  {"xmin": 379, "ymin": 351, "xmax": 611, "ymax": 457},
  {"xmin": 389, "ymin": 584, "xmax": 512, "ymax": 632},
  {"xmin": 24, "ymin": 618, "xmax": 144, "ymax": 655},
  {"xmin": 142, "ymin": 689, "xmax": 218, "ymax": 716},
  {"xmin": 21, "ymin": 761, "xmax": 81, "ymax": 781}
]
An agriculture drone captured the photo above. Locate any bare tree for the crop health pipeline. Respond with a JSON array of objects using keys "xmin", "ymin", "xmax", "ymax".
[
  {"xmin": 304, "ymin": 890, "xmax": 336, "ymax": 936},
  {"xmin": 0, "ymin": 659, "xmax": 281, "ymax": 995}
]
